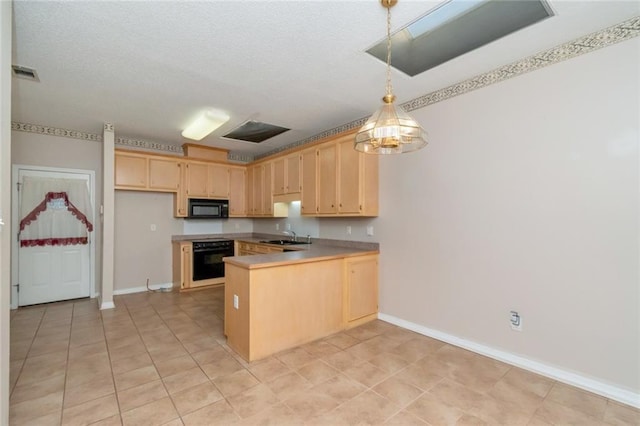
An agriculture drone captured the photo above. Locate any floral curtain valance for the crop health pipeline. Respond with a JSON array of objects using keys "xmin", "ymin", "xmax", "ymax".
[{"xmin": 19, "ymin": 177, "xmax": 94, "ymax": 247}]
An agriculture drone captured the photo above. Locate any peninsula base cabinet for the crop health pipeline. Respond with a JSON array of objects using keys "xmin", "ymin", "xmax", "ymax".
[
  {"xmin": 345, "ymin": 254, "xmax": 379, "ymax": 327},
  {"xmin": 224, "ymin": 253, "xmax": 379, "ymax": 361}
]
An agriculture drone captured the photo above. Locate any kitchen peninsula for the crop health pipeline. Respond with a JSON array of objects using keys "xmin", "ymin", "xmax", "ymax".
[{"xmin": 173, "ymin": 233, "xmax": 379, "ymax": 362}]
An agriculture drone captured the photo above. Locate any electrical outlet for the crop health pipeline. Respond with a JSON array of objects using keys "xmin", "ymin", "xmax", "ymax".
[
  {"xmin": 276, "ymin": 223, "xmax": 280, "ymax": 231},
  {"xmin": 346, "ymin": 226, "xmax": 352, "ymax": 235},
  {"xmin": 366, "ymin": 226, "xmax": 374, "ymax": 236},
  {"xmin": 286, "ymin": 223, "xmax": 291, "ymax": 231},
  {"xmin": 235, "ymin": 222, "xmax": 240, "ymax": 230},
  {"xmin": 510, "ymin": 311, "xmax": 522, "ymax": 331},
  {"xmin": 150, "ymin": 224, "xmax": 156, "ymax": 231},
  {"xmin": 233, "ymin": 294, "xmax": 239, "ymax": 310}
]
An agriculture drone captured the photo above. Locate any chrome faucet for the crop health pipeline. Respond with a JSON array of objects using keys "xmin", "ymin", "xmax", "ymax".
[{"xmin": 283, "ymin": 230, "xmax": 297, "ymax": 241}]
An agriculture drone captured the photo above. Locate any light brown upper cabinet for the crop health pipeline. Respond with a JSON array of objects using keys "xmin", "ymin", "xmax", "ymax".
[
  {"xmin": 185, "ymin": 161, "xmax": 210, "ymax": 198},
  {"xmin": 185, "ymin": 161, "xmax": 232, "ymax": 199},
  {"xmin": 317, "ymin": 143, "xmax": 338, "ymax": 214},
  {"xmin": 337, "ymin": 137, "xmax": 378, "ymax": 216},
  {"xmin": 300, "ymin": 148, "xmax": 318, "ymax": 215},
  {"xmin": 247, "ymin": 161, "xmax": 283, "ymax": 217},
  {"xmin": 273, "ymin": 153, "xmax": 302, "ymax": 196},
  {"xmin": 262, "ymin": 161, "xmax": 274, "ymax": 216},
  {"xmin": 115, "ymin": 150, "xmax": 180, "ymax": 192},
  {"xmin": 273, "ymin": 157, "xmax": 286, "ymax": 196},
  {"xmin": 300, "ymin": 130, "xmax": 378, "ymax": 217},
  {"xmin": 249, "ymin": 163, "xmax": 263, "ymax": 216},
  {"xmin": 209, "ymin": 163, "xmax": 230, "ymax": 199},
  {"xmin": 174, "ymin": 162, "xmax": 188, "ymax": 217},
  {"xmin": 229, "ymin": 167, "xmax": 247, "ymax": 217},
  {"xmin": 115, "ymin": 152, "xmax": 147, "ymax": 189}
]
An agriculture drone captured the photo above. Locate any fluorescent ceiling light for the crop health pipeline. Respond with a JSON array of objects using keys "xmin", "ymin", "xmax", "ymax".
[
  {"xmin": 405, "ymin": 0, "xmax": 486, "ymax": 39},
  {"xmin": 182, "ymin": 110, "xmax": 230, "ymax": 141}
]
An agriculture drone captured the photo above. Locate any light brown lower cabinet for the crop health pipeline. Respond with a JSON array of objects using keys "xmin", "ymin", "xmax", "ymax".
[
  {"xmin": 345, "ymin": 254, "xmax": 379, "ymax": 324},
  {"xmin": 235, "ymin": 241, "xmax": 286, "ymax": 256},
  {"xmin": 224, "ymin": 253, "xmax": 379, "ymax": 361}
]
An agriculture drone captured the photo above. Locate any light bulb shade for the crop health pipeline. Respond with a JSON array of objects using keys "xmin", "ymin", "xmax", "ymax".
[
  {"xmin": 354, "ymin": 101, "xmax": 428, "ymax": 154},
  {"xmin": 181, "ymin": 110, "xmax": 230, "ymax": 141}
]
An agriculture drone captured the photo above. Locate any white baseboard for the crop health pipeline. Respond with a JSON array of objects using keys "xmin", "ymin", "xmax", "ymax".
[
  {"xmin": 113, "ymin": 282, "xmax": 173, "ymax": 296},
  {"xmin": 378, "ymin": 312, "xmax": 640, "ymax": 409}
]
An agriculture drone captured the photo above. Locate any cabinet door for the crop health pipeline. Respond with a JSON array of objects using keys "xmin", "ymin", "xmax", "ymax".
[
  {"xmin": 317, "ymin": 143, "xmax": 337, "ymax": 214},
  {"xmin": 286, "ymin": 153, "xmax": 301, "ymax": 193},
  {"xmin": 149, "ymin": 157, "xmax": 180, "ymax": 191},
  {"xmin": 301, "ymin": 148, "xmax": 317, "ymax": 215},
  {"xmin": 209, "ymin": 164, "xmax": 230, "ymax": 198},
  {"xmin": 181, "ymin": 244, "xmax": 193, "ymax": 290},
  {"xmin": 262, "ymin": 162, "xmax": 274, "ymax": 215},
  {"xmin": 186, "ymin": 162, "xmax": 209, "ymax": 198},
  {"xmin": 251, "ymin": 165, "xmax": 263, "ymax": 215},
  {"xmin": 246, "ymin": 166, "xmax": 254, "ymax": 215},
  {"xmin": 115, "ymin": 153, "xmax": 147, "ymax": 189},
  {"xmin": 346, "ymin": 255, "xmax": 378, "ymax": 322},
  {"xmin": 174, "ymin": 162, "xmax": 188, "ymax": 217},
  {"xmin": 229, "ymin": 167, "xmax": 247, "ymax": 216},
  {"xmin": 272, "ymin": 157, "xmax": 286, "ymax": 195},
  {"xmin": 338, "ymin": 139, "xmax": 362, "ymax": 214}
]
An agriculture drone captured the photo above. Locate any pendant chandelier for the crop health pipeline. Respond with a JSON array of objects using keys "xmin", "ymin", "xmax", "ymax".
[{"xmin": 355, "ymin": 0, "xmax": 428, "ymax": 154}]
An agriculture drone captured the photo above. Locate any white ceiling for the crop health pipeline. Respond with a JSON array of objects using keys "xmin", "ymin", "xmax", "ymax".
[{"xmin": 10, "ymin": 0, "xmax": 640, "ymax": 158}]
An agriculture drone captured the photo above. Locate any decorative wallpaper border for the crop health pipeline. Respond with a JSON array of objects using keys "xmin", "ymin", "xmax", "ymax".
[
  {"xmin": 256, "ymin": 15, "xmax": 640, "ymax": 159},
  {"xmin": 400, "ymin": 15, "xmax": 640, "ymax": 113},
  {"xmin": 11, "ymin": 122, "xmax": 102, "ymax": 142},
  {"xmin": 115, "ymin": 137, "xmax": 183, "ymax": 154},
  {"xmin": 11, "ymin": 16, "xmax": 639, "ymax": 162}
]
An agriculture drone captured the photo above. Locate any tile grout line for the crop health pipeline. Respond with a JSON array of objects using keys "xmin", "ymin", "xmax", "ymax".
[{"xmin": 99, "ymin": 297, "xmax": 125, "ymax": 425}]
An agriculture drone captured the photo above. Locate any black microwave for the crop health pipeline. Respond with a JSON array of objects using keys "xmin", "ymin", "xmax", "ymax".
[{"xmin": 188, "ymin": 199, "xmax": 229, "ymax": 219}]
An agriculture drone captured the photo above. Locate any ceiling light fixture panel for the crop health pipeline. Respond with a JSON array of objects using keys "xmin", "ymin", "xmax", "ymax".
[{"xmin": 181, "ymin": 109, "xmax": 230, "ymax": 141}]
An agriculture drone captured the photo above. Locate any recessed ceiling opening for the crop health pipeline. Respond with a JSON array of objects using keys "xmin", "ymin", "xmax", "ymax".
[
  {"xmin": 11, "ymin": 65, "xmax": 40, "ymax": 82},
  {"xmin": 222, "ymin": 120, "xmax": 290, "ymax": 143},
  {"xmin": 366, "ymin": 0, "xmax": 554, "ymax": 77}
]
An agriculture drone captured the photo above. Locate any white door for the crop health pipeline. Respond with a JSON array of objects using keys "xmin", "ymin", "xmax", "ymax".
[{"xmin": 15, "ymin": 168, "xmax": 94, "ymax": 306}]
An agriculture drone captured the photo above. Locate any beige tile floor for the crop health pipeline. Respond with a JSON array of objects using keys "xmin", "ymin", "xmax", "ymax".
[{"xmin": 9, "ymin": 287, "xmax": 640, "ymax": 426}]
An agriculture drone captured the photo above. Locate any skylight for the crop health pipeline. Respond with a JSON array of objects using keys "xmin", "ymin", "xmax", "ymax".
[
  {"xmin": 222, "ymin": 120, "xmax": 290, "ymax": 144},
  {"xmin": 366, "ymin": 0, "xmax": 554, "ymax": 77},
  {"xmin": 405, "ymin": 0, "xmax": 485, "ymax": 39}
]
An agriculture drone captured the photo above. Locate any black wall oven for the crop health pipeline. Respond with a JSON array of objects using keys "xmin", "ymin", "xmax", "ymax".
[{"xmin": 192, "ymin": 239, "xmax": 234, "ymax": 282}]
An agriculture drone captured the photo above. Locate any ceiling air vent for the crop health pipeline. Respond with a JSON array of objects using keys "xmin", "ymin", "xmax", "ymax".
[
  {"xmin": 222, "ymin": 120, "xmax": 289, "ymax": 143},
  {"xmin": 366, "ymin": 0, "xmax": 554, "ymax": 76},
  {"xmin": 11, "ymin": 65, "xmax": 40, "ymax": 82}
]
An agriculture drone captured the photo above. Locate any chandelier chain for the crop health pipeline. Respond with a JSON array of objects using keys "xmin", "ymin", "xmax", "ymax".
[{"xmin": 385, "ymin": 4, "xmax": 393, "ymax": 98}]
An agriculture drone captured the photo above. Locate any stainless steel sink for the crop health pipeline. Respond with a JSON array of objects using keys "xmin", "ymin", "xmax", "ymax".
[{"xmin": 260, "ymin": 239, "xmax": 311, "ymax": 245}]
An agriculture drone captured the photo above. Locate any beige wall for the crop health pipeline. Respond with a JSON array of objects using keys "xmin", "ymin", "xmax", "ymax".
[
  {"xmin": 1, "ymin": 1, "xmax": 12, "ymax": 422},
  {"xmin": 114, "ymin": 191, "xmax": 182, "ymax": 290},
  {"xmin": 11, "ymin": 131, "xmax": 103, "ymax": 297},
  {"xmin": 374, "ymin": 39, "xmax": 639, "ymax": 395}
]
